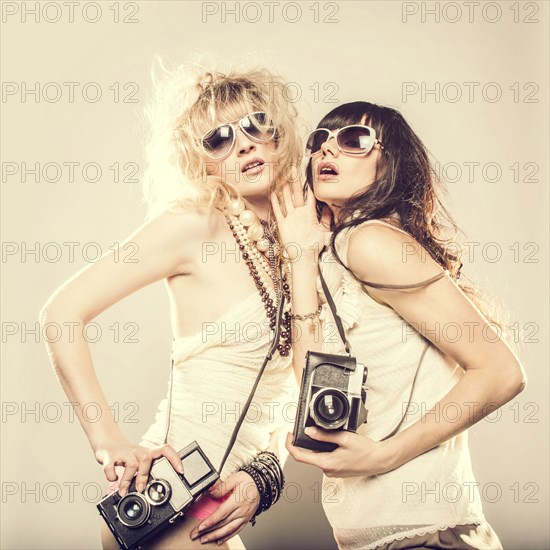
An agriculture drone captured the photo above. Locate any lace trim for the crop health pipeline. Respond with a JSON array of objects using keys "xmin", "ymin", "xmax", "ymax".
[
  {"xmin": 317, "ymin": 241, "xmax": 364, "ymax": 341},
  {"xmin": 333, "ymin": 517, "xmax": 486, "ymax": 550}
]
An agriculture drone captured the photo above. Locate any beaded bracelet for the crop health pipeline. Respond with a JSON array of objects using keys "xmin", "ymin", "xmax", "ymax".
[
  {"xmin": 289, "ymin": 304, "xmax": 322, "ymax": 321},
  {"xmin": 257, "ymin": 451, "xmax": 284, "ymax": 486},
  {"xmin": 239, "ymin": 450, "xmax": 285, "ymax": 526}
]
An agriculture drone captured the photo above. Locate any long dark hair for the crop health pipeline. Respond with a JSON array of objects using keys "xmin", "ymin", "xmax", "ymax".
[{"xmin": 306, "ymin": 101, "xmax": 503, "ymax": 328}]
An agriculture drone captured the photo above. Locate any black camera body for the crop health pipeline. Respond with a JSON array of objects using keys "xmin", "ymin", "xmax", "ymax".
[
  {"xmin": 97, "ymin": 441, "xmax": 219, "ymax": 550},
  {"xmin": 293, "ymin": 351, "xmax": 368, "ymax": 452}
]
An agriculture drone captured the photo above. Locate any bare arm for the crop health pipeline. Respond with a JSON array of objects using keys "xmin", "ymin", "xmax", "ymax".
[
  {"xmin": 39, "ymin": 206, "xmax": 212, "ymax": 491},
  {"xmin": 271, "ymin": 180, "xmax": 331, "ymax": 382},
  {"xmin": 287, "ymin": 223, "xmax": 526, "ymax": 477},
  {"xmin": 346, "ymin": 224, "xmax": 526, "ymax": 469}
]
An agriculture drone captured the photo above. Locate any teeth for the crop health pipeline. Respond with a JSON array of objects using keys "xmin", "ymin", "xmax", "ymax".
[{"xmin": 244, "ymin": 161, "xmax": 262, "ymax": 171}]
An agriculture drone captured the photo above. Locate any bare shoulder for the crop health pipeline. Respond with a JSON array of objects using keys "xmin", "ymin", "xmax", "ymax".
[
  {"xmin": 346, "ymin": 221, "xmax": 444, "ymax": 288},
  {"xmin": 147, "ymin": 201, "xmax": 223, "ymax": 245},
  {"xmin": 127, "ymin": 203, "xmax": 226, "ymax": 276},
  {"xmin": 150, "ymin": 202, "xmax": 221, "ymax": 241}
]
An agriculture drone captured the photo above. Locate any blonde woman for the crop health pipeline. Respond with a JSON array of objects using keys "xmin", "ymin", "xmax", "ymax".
[{"xmin": 40, "ymin": 62, "xmax": 301, "ymax": 549}]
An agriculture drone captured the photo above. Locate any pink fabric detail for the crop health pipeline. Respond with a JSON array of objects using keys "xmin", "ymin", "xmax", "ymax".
[
  {"xmin": 186, "ymin": 493, "xmax": 230, "ymax": 520},
  {"xmin": 106, "ymin": 465, "xmax": 229, "ymax": 520}
]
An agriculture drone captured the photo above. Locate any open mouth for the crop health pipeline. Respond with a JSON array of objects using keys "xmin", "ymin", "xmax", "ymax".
[
  {"xmin": 318, "ymin": 162, "xmax": 339, "ymax": 179},
  {"xmin": 241, "ymin": 158, "xmax": 265, "ymax": 175}
]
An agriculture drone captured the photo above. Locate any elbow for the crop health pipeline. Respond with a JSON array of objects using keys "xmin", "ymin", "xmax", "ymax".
[
  {"xmin": 38, "ymin": 301, "xmax": 52, "ymax": 326},
  {"xmin": 39, "ymin": 297, "xmax": 63, "ymax": 326},
  {"xmin": 39, "ymin": 301, "xmax": 60, "ymax": 348},
  {"xmin": 38, "ymin": 299, "xmax": 84, "ymax": 342},
  {"xmin": 501, "ymin": 359, "xmax": 527, "ymax": 401}
]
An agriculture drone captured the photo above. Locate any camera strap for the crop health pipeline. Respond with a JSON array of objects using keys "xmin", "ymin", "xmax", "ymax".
[
  {"xmin": 317, "ymin": 246, "xmax": 353, "ymax": 356},
  {"xmin": 162, "ymin": 262, "xmax": 286, "ymax": 474},
  {"xmin": 318, "ymin": 244, "xmax": 447, "ymax": 441}
]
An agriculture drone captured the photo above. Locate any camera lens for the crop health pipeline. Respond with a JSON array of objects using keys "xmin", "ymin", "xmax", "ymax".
[
  {"xmin": 117, "ymin": 493, "xmax": 150, "ymax": 528},
  {"xmin": 310, "ymin": 388, "xmax": 350, "ymax": 429},
  {"xmin": 145, "ymin": 479, "xmax": 171, "ymax": 506}
]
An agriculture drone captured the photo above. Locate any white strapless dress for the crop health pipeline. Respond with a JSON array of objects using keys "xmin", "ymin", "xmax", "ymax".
[{"xmin": 140, "ymin": 291, "xmax": 297, "ymax": 480}]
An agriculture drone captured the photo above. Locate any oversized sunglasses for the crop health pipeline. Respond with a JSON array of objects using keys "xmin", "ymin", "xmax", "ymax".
[
  {"xmin": 305, "ymin": 125, "xmax": 384, "ymax": 156},
  {"xmin": 201, "ymin": 111, "xmax": 277, "ymax": 160}
]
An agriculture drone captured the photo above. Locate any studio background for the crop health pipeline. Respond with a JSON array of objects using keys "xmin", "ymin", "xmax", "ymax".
[{"xmin": 1, "ymin": 1, "xmax": 548, "ymax": 549}]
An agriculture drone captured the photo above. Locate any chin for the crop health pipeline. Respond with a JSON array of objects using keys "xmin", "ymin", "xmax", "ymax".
[
  {"xmin": 239, "ymin": 174, "xmax": 273, "ymax": 198},
  {"xmin": 313, "ymin": 183, "xmax": 346, "ymax": 204}
]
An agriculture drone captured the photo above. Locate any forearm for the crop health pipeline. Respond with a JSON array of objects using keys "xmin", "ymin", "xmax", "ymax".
[
  {"xmin": 265, "ymin": 424, "xmax": 289, "ymax": 467},
  {"xmin": 385, "ymin": 363, "xmax": 525, "ymax": 471},
  {"xmin": 289, "ymin": 256, "xmax": 323, "ymax": 382},
  {"xmin": 40, "ymin": 309, "xmax": 124, "ymax": 452}
]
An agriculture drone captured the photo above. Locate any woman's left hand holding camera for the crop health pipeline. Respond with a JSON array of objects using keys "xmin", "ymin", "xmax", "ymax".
[
  {"xmin": 189, "ymin": 471, "xmax": 259, "ymax": 545},
  {"xmin": 285, "ymin": 429, "xmax": 396, "ymax": 478}
]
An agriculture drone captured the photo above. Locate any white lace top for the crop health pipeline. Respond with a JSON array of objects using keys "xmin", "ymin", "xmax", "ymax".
[
  {"xmin": 140, "ymin": 291, "xmax": 297, "ymax": 481},
  {"xmin": 317, "ymin": 220, "xmax": 486, "ymax": 550}
]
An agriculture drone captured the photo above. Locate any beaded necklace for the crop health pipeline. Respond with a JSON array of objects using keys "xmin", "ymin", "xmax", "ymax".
[{"xmin": 225, "ymin": 212, "xmax": 292, "ymax": 357}]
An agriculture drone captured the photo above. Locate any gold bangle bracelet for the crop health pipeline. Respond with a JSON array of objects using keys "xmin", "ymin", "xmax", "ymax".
[{"xmin": 289, "ymin": 304, "xmax": 322, "ymax": 321}]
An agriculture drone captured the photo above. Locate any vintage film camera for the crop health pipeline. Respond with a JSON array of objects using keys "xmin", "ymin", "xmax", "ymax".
[
  {"xmin": 97, "ymin": 441, "xmax": 219, "ymax": 550},
  {"xmin": 293, "ymin": 351, "xmax": 368, "ymax": 452}
]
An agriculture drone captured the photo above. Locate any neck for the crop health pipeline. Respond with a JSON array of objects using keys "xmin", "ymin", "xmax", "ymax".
[{"xmin": 327, "ymin": 202, "xmax": 342, "ymax": 225}]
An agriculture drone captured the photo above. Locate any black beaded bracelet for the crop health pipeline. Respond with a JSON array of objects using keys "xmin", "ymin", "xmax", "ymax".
[
  {"xmin": 239, "ymin": 451, "xmax": 285, "ymax": 526},
  {"xmin": 257, "ymin": 452, "xmax": 284, "ymax": 490}
]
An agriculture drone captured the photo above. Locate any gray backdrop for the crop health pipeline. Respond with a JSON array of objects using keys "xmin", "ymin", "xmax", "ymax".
[{"xmin": 1, "ymin": 1, "xmax": 548, "ymax": 549}]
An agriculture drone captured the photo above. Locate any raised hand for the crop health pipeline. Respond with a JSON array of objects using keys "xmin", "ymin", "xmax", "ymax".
[{"xmin": 270, "ymin": 170, "xmax": 331, "ymax": 263}]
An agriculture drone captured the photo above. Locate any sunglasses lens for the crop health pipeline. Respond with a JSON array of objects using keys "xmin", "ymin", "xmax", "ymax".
[
  {"xmin": 306, "ymin": 129, "xmax": 330, "ymax": 156},
  {"xmin": 241, "ymin": 112, "xmax": 276, "ymax": 141},
  {"xmin": 338, "ymin": 126, "xmax": 375, "ymax": 153},
  {"xmin": 202, "ymin": 125, "xmax": 234, "ymax": 159}
]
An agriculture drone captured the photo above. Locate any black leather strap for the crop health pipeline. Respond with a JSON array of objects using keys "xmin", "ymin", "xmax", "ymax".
[
  {"xmin": 318, "ymin": 245, "xmax": 352, "ymax": 355},
  {"xmin": 218, "ymin": 281, "xmax": 285, "ymax": 472},
  {"xmin": 163, "ymin": 262, "xmax": 286, "ymax": 474},
  {"xmin": 356, "ymin": 270, "xmax": 448, "ymax": 289}
]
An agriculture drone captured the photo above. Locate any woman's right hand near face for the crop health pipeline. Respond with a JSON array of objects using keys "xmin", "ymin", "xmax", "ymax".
[
  {"xmin": 271, "ymin": 170, "xmax": 332, "ymax": 263},
  {"xmin": 94, "ymin": 437, "xmax": 184, "ymax": 496}
]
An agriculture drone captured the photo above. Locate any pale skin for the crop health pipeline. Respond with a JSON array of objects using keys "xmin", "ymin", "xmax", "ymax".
[
  {"xmin": 40, "ymin": 110, "xmax": 289, "ymax": 549},
  {"xmin": 271, "ymin": 120, "xmax": 526, "ymax": 479}
]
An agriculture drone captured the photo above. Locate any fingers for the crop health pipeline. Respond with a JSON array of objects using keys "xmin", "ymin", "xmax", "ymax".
[
  {"xmin": 209, "ymin": 476, "xmax": 236, "ymax": 499},
  {"xmin": 285, "ymin": 432, "xmax": 329, "ymax": 469},
  {"xmin": 135, "ymin": 443, "xmax": 184, "ymax": 494},
  {"xmin": 134, "ymin": 449, "xmax": 153, "ymax": 493},
  {"xmin": 102, "ymin": 460, "xmax": 118, "ymax": 483},
  {"xmin": 190, "ymin": 499, "xmax": 239, "ymax": 540},
  {"xmin": 304, "ymin": 184, "xmax": 313, "ymax": 207},
  {"xmin": 109, "ymin": 443, "xmax": 184, "ymax": 497},
  {"xmin": 289, "ymin": 166, "xmax": 305, "ymax": 207},
  {"xmin": 117, "ymin": 458, "xmax": 139, "ymax": 497},
  {"xmin": 198, "ymin": 518, "xmax": 245, "ymax": 545},
  {"xmin": 305, "ymin": 426, "xmax": 347, "ymax": 446},
  {"xmin": 207, "ymin": 480, "xmax": 223, "ymax": 498},
  {"xmin": 151, "ymin": 443, "xmax": 185, "ymax": 475},
  {"xmin": 270, "ymin": 192, "xmax": 284, "ymax": 223},
  {"xmin": 282, "ymin": 184, "xmax": 294, "ymax": 215},
  {"xmin": 217, "ymin": 525, "xmax": 247, "ymax": 546}
]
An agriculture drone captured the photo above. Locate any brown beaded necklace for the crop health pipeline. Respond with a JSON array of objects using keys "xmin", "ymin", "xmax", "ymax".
[{"xmin": 225, "ymin": 213, "xmax": 292, "ymax": 357}]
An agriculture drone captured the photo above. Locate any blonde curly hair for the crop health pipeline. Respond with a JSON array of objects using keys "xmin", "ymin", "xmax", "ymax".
[{"xmin": 140, "ymin": 56, "xmax": 303, "ymax": 221}]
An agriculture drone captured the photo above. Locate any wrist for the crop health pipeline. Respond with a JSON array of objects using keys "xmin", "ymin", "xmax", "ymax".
[
  {"xmin": 288, "ymin": 249, "xmax": 320, "ymax": 271},
  {"xmin": 90, "ymin": 428, "xmax": 126, "ymax": 453},
  {"xmin": 373, "ymin": 437, "xmax": 403, "ymax": 475}
]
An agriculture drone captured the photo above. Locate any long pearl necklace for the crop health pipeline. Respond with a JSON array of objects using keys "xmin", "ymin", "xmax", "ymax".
[{"xmin": 225, "ymin": 199, "xmax": 292, "ymax": 357}]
